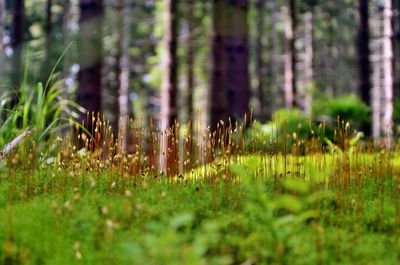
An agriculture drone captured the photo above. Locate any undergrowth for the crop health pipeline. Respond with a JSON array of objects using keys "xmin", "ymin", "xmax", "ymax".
[{"xmin": 0, "ymin": 113, "xmax": 399, "ymax": 264}]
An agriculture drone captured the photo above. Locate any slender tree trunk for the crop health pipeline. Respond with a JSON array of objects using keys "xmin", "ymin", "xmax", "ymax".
[
  {"xmin": 284, "ymin": 0, "xmax": 296, "ymax": 109},
  {"xmin": 77, "ymin": 0, "xmax": 103, "ymax": 126},
  {"xmin": 210, "ymin": 0, "xmax": 228, "ymax": 131},
  {"xmin": 356, "ymin": 0, "xmax": 371, "ymax": 135},
  {"xmin": 0, "ymin": 0, "xmax": 6, "ymax": 79},
  {"xmin": 117, "ymin": 0, "xmax": 132, "ymax": 151},
  {"xmin": 161, "ymin": 0, "xmax": 178, "ymax": 130},
  {"xmin": 393, "ymin": 0, "xmax": 400, "ymax": 98},
  {"xmin": 325, "ymin": 2, "xmax": 336, "ymax": 95},
  {"xmin": 255, "ymin": 0, "xmax": 266, "ymax": 121},
  {"xmin": 225, "ymin": 1, "xmax": 250, "ymax": 122},
  {"xmin": 304, "ymin": 10, "xmax": 313, "ymax": 115},
  {"xmin": 45, "ymin": 0, "xmax": 52, "ymax": 53},
  {"xmin": 289, "ymin": 0, "xmax": 297, "ymax": 107},
  {"xmin": 11, "ymin": 0, "xmax": 24, "ymax": 88},
  {"xmin": 268, "ymin": 0, "xmax": 279, "ymax": 110},
  {"xmin": 382, "ymin": 0, "xmax": 393, "ymax": 147},
  {"xmin": 160, "ymin": 0, "xmax": 179, "ymax": 175},
  {"xmin": 114, "ymin": 1, "xmax": 124, "ymax": 138},
  {"xmin": 211, "ymin": 0, "xmax": 250, "ymax": 130},
  {"xmin": 62, "ymin": 0, "xmax": 71, "ymax": 100},
  {"xmin": 356, "ymin": 0, "xmax": 371, "ymax": 126},
  {"xmin": 371, "ymin": 6, "xmax": 382, "ymax": 140},
  {"xmin": 335, "ymin": 0, "xmax": 343, "ymax": 95},
  {"xmin": 0, "ymin": 0, "xmax": 5, "ymax": 55},
  {"xmin": 187, "ymin": 0, "xmax": 194, "ymax": 131},
  {"xmin": 44, "ymin": 0, "xmax": 53, "ymax": 80}
]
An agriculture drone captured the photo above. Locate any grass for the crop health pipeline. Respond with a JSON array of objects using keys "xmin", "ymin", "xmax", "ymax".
[
  {"xmin": 0, "ymin": 45, "xmax": 80, "ymax": 147},
  {"xmin": 0, "ymin": 113, "xmax": 399, "ymax": 264}
]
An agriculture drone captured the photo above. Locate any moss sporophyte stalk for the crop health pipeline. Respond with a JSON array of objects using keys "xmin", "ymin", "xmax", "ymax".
[{"xmin": 0, "ymin": 114, "xmax": 399, "ymax": 264}]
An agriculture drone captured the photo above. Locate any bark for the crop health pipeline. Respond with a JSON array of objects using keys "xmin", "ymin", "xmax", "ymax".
[
  {"xmin": 160, "ymin": 0, "xmax": 179, "ymax": 175},
  {"xmin": 371, "ymin": 5, "xmax": 382, "ymax": 140},
  {"xmin": 268, "ymin": 0, "xmax": 279, "ymax": 110},
  {"xmin": 284, "ymin": 0, "xmax": 297, "ymax": 109},
  {"xmin": 210, "ymin": 0, "xmax": 228, "ymax": 130},
  {"xmin": 394, "ymin": 0, "xmax": 400, "ymax": 98},
  {"xmin": 0, "ymin": 0, "xmax": 5, "ymax": 55},
  {"xmin": 117, "ymin": 0, "xmax": 133, "ymax": 151},
  {"xmin": 77, "ymin": 0, "xmax": 104, "ymax": 126},
  {"xmin": 255, "ymin": 0, "xmax": 266, "ymax": 121},
  {"xmin": 161, "ymin": 0, "xmax": 178, "ymax": 130},
  {"xmin": 382, "ymin": 0, "xmax": 393, "ymax": 147},
  {"xmin": 356, "ymin": 0, "xmax": 371, "ymax": 109},
  {"xmin": 211, "ymin": 0, "xmax": 250, "ymax": 130},
  {"xmin": 62, "ymin": 0, "xmax": 71, "ymax": 100},
  {"xmin": 226, "ymin": 1, "xmax": 250, "ymax": 122},
  {"xmin": 11, "ymin": 0, "xmax": 24, "ymax": 88},
  {"xmin": 0, "ymin": 0, "xmax": 5, "ymax": 79},
  {"xmin": 44, "ymin": 0, "xmax": 53, "ymax": 80},
  {"xmin": 356, "ymin": 0, "xmax": 371, "ymax": 135},
  {"xmin": 303, "ymin": 11, "xmax": 313, "ymax": 115},
  {"xmin": 45, "ymin": 0, "xmax": 52, "ymax": 38},
  {"xmin": 187, "ymin": 0, "xmax": 194, "ymax": 131},
  {"xmin": 325, "ymin": 2, "xmax": 336, "ymax": 95},
  {"xmin": 334, "ymin": 0, "xmax": 343, "ymax": 95}
]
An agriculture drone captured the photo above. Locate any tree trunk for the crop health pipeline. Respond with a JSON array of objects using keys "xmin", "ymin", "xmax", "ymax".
[
  {"xmin": 393, "ymin": 0, "xmax": 400, "ymax": 98},
  {"xmin": 117, "ymin": 0, "xmax": 133, "ymax": 151},
  {"xmin": 161, "ymin": 0, "xmax": 178, "ymax": 130},
  {"xmin": 11, "ymin": 0, "xmax": 24, "ymax": 88},
  {"xmin": 382, "ymin": 0, "xmax": 393, "ymax": 147},
  {"xmin": 160, "ymin": 0, "xmax": 179, "ymax": 175},
  {"xmin": 187, "ymin": 0, "xmax": 195, "ymax": 132},
  {"xmin": 62, "ymin": 0, "xmax": 71, "ymax": 100},
  {"xmin": 211, "ymin": 0, "xmax": 250, "ymax": 130},
  {"xmin": 77, "ymin": 0, "xmax": 104, "ymax": 128},
  {"xmin": 284, "ymin": 0, "xmax": 297, "ymax": 109},
  {"xmin": 325, "ymin": 2, "xmax": 337, "ymax": 96},
  {"xmin": 255, "ymin": 0, "xmax": 266, "ymax": 121},
  {"xmin": 303, "ymin": 11, "xmax": 313, "ymax": 115},
  {"xmin": 226, "ymin": 1, "xmax": 250, "ymax": 123},
  {"xmin": 44, "ymin": 0, "xmax": 53, "ymax": 81},
  {"xmin": 210, "ymin": 0, "xmax": 228, "ymax": 131},
  {"xmin": 356, "ymin": 0, "xmax": 371, "ymax": 135},
  {"xmin": 0, "ymin": 0, "xmax": 6, "ymax": 79},
  {"xmin": 356, "ymin": 0, "xmax": 371, "ymax": 128},
  {"xmin": 371, "ymin": 4, "xmax": 382, "ymax": 140},
  {"xmin": 268, "ymin": 0, "xmax": 279, "ymax": 110}
]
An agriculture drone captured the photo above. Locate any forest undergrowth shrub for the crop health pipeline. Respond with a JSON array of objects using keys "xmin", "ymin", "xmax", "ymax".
[
  {"xmin": 312, "ymin": 95, "xmax": 370, "ymax": 140},
  {"xmin": 247, "ymin": 108, "xmax": 319, "ymax": 153}
]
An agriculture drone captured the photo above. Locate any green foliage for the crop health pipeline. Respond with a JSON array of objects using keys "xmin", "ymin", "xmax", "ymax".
[
  {"xmin": 272, "ymin": 108, "xmax": 314, "ymax": 140},
  {"xmin": 312, "ymin": 95, "xmax": 370, "ymax": 139},
  {"xmin": 0, "ymin": 49, "xmax": 80, "ymax": 148},
  {"xmin": 248, "ymin": 108, "xmax": 316, "ymax": 152},
  {"xmin": 1, "ymin": 151, "xmax": 398, "ymax": 264},
  {"xmin": 393, "ymin": 97, "xmax": 400, "ymax": 136}
]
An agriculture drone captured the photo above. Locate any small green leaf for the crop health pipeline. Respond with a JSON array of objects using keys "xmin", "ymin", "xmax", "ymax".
[
  {"xmin": 245, "ymin": 156, "xmax": 261, "ymax": 171},
  {"xmin": 230, "ymin": 164, "xmax": 249, "ymax": 178},
  {"xmin": 170, "ymin": 213, "xmax": 193, "ymax": 230},
  {"xmin": 275, "ymin": 194, "xmax": 303, "ymax": 212},
  {"xmin": 284, "ymin": 178, "xmax": 310, "ymax": 194}
]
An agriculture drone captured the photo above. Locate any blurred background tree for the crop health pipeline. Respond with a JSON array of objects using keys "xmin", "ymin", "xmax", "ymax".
[{"xmin": 0, "ymin": 0, "xmax": 398, "ymax": 144}]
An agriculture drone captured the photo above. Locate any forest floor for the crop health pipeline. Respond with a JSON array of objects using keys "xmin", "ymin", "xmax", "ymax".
[{"xmin": 0, "ymin": 152, "xmax": 399, "ymax": 265}]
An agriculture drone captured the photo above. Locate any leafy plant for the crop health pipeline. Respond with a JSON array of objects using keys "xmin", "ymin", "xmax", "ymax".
[
  {"xmin": 247, "ymin": 108, "xmax": 317, "ymax": 153},
  {"xmin": 312, "ymin": 95, "xmax": 370, "ymax": 139},
  {"xmin": 0, "ymin": 47, "xmax": 81, "ymax": 149}
]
